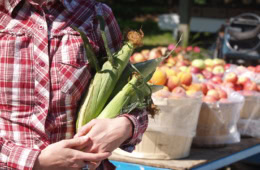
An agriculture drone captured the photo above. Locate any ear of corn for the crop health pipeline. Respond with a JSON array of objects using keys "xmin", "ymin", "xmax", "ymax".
[{"xmin": 75, "ymin": 17, "xmax": 144, "ymax": 130}]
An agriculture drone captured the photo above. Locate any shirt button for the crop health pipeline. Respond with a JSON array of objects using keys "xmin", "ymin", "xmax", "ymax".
[
  {"xmin": 40, "ymin": 62, "xmax": 45, "ymax": 67},
  {"xmin": 39, "ymin": 25, "xmax": 44, "ymax": 30}
]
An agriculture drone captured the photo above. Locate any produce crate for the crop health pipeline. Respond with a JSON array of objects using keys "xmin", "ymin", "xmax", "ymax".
[{"xmin": 114, "ymin": 95, "xmax": 202, "ymax": 159}]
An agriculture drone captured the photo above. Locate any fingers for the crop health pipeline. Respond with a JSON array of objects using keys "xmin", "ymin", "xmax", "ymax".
[
  {"xmin": 63, "ymin": 136, "xmax": 90, "ymax": 148},
  {"xmin": 74, "ymin": 119, "xmax": 97, "ymax": 138},
  {"xmin": 75, "ymin": 150, "xmax": 111, "ymax": 162}
]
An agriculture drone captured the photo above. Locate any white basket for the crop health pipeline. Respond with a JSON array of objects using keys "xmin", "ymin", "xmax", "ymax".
[
  {"xmin": 194, "ymin": 92, "xmax": 244, "ymax": 147},
  {"xmin": 238, "ymin": 92, "xmax": 260, "ymax": 138},
  {"xmin": 115, "ymin": 95, "xmax": 202, "ymax": 159}
]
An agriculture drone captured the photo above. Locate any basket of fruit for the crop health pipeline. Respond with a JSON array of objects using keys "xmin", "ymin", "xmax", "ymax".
[
  {"xmin": 115, "ymin": 89, "xmax": 203, "ymax": 159},
  {"xmin": 193, "ymin": 85, "xmax": 245, "ymax": 147}
]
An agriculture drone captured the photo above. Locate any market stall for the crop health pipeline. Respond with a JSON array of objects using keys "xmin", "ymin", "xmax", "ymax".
[{"xmin": 109, "ymin": 45, "xmax": 260, "ymax": 169}]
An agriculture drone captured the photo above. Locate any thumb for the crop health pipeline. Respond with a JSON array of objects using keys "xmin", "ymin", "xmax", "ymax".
[
  {"xmin": 74, "ymin": 119, "xmax": 97, "ymax": 138},
  {"xmin": 63, "ymin": 136, "xmax": 90, "ymax": 148}
]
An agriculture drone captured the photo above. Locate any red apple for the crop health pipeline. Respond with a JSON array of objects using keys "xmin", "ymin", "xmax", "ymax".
[
  {"xmin": 237, "ymin": 76, "xmax": 251, "ymax": 86},
  {"xmin": 244, "ymin": 82, "xmax": 257, "ymax": 91},
  {"xmin": 222, "ymin": 82, "xmax": 235, "ymax": 90},
  {"xmin": 234, "ymin": 84, "xmax": 243, "ymax": 91},
  {"xmin": 247, "ymin": 66, "xmax": 256, "ymax": 72},
  {"xmin": 207, "ymin": 89, "xmax": 220, "ymax": 100},
  {"xmin": 256, "ymin": 65, "xmax": 260, "ymax": 73},
  {"xmin": 178, "ymin": 72, "xmax": 192, "ymax": 86},
  {"xmin": 212, "ymin": 65, "xmax": 225, "ymax": 75},
  {"xmin": 132, "ymin": 53, "xmax": 146, "ymax": 63},
  {"xmin": 201, "ymin": 83, "xmax": 208, "ymax": 95},
  {"xmin": 191, "ymin": 59, "xmax": 205, "ymax": 70},
  {"xmin": 167, "ymin": 75, "xmax": 180, "ymax": 91},
  {"xmin": 217, "ymin": 89, "xmax": 228, "ymax": 99},
  {"xmin": 202, "ymin": 70, "xmax": 214, "ymax": 79},
  {"xmin": 224, "ymin": 72, "xmax": 238, "ymax": 84},
  {"xmin": 191, "ymin": 66, "xmax": 202, "ymax": 74},
  {"xmin": 211, "ymin": 76, "xmax": 223, "ymax": 84},
  {"xmin": 203, "ymin": 95, "xmax": 218, "ymax": 103}
]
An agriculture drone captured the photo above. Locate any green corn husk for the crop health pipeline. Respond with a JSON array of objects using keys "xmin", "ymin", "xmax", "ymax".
[{"xmin": 76, "ymin": 18, "xmax": 144, "ymax": 130}]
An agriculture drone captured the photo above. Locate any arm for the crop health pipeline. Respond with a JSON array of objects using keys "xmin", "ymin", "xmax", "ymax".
[{"xmin": 0, "ymin": 137, "xmax": 40, "ymax": 169}]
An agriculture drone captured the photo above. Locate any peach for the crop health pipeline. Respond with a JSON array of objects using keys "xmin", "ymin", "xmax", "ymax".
[
  {"xmin": 167, "ymin": 75, "xmax": 180, "ymax": 91},
  {"xmin": 149, "ymin": 68, "xmax": 167, "ymax": 86},
  {"xmin": 224, "ymin": 72, "xmax": 238, "ymax": 84}
]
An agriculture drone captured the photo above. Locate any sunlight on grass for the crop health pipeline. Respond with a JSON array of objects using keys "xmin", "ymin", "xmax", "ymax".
[{"xmin": 143, "ymin": 32, "xmax": 176, "ymax": 46}]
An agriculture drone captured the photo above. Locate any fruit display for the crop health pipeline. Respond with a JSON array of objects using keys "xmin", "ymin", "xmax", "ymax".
[{"xmin": 128, "ymin": 44, "xmax": 260, "ymax": 149}]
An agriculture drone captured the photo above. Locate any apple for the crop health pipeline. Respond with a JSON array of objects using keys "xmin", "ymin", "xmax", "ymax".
[
  {"xmin": 166, "ymin": 57, "xmax": 177, "ymax": 65},
  {"xmin": 202, "ymin": 70, "xmax": 214, "ymax": 79},
  {"xmin": 234, "ymin": 84, "xmax": 243, "ymax": 91},
  {"xmin": 211, "ymin": 76, "xmax": 223, "ymax": 84},
  {"xmin": 224, "ymin": 63, "xmax": 231, "ymax": 70},
  {"xmin": 247, "ymin": 66, "xmax": 256, "ymax": 72},
  {"xmin": 196, "ymin": 74, "xmax": 205, "ymax": 81},
  {"xmin": 204, "ymin": 59, "xmax": 214, "ymax": 67},
  {"xmin": 179, "ymin": 66, "xmax": 189, "ymax": 72},
  {"xmin": 203, "ymin": 95, "xmax": 218, "ymax": 103},
  {"xmin": 191, "ymin": 66, "xmax": 202, "ymax": 74},
  {"xmin": 217, "ymin": 89, "xmax": 228, "ymax": 99},
  {"xmin": 224, "ymin": 72, "xmax": 238, "ymax": 84},
  {"xmin": 178, "ymin": 72, "xmax": 192, "ymax": 86},
  {"xmin": 213, "ymin": 58, "xmax": 225, "ymax": 66},
  {"xmin": 149, "ymin": 68, "xmax": 167, "ymax": 86},
  {"xmin": 244, "ymin": 82, "xmax": 257, "ymax": 91},
  {"xmin": 222, "ymin": 82, "xmax": 235, "ymax": 90},
  {"xmin": 148, "ymin": 48, "xmax": 162, "ymax": 60},
  {"xmin": 237, "ymin": 76, "xmax": 251, "ymax": 85},
  {"xmin": 167, "ymin": 44, "xmax": 175, "ymax": 51},
  {"xmin": 132, "ymin": 53, "xmax": 146, "ymax": 63},
  {"xmin": 165, "ymin": 68, "xmax": 177, "ymax": 77},
  {"xmin": 171, "ymin": 86, "xmax": 187, "ymax": 98},
  {"xmin": 212, "ymin": 65, "xmax": 225, "ymax": 75},
  {"xmin": 191, "ymin": 59, "xmax": 206, "ymax": 70},
  {"xmin": 206, "ymin": 83, "xmax": 215, "ymax": 90},
  {"xmin": 207, "ymin": 89, "xmax": 220, "ymax": 100},
  {"xmin": 167, "ymin": 75, "xmax": 180, "ymax": 91},
  {"xmin": 257, "ymin": 84, "xmax": 260, "ymax": 91},
  {"xmin": 140, "ymin": 49, "xmax": 150, "ymax": 59},
  {"xmin": 256, "ymin": 65, "xmax": 260, "ymax": 73},
  {"xmin": 201, "ymin": 83, "xmax": 208, "ymax": 95}
]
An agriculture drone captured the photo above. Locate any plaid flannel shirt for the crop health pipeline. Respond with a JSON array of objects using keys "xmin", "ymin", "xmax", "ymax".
[{"xmin": 0, "ymin": 0, "xmax": 148, "ymax": 169}]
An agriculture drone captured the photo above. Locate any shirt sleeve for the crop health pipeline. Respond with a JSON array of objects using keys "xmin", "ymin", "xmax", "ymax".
[
  {"xmin": 0, "ymin": 138, "xmax": 40, "ymax": 170},
  {"xmin": 95, "ymin": 2, "xmax": 123, "ymax": 56},
  {"xmin": 119, "ymin": 109, "xmax": 148, "ymax": 152}
]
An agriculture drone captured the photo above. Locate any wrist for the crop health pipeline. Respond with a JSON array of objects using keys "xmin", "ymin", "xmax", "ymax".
[{"xmin": 117, "ymin": 117, "xmax": 133, "ymax": 141}]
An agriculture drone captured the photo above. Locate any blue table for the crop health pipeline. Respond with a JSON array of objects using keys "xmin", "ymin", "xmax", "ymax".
[{"xmin": 109, "ymin": 138, "xmax": 260, "ymax": 170}]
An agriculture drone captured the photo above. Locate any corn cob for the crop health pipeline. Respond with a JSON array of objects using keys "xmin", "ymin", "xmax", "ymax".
[{"xmin": 76, "ymin": 20, "xmax": 143, "ymax": 130}]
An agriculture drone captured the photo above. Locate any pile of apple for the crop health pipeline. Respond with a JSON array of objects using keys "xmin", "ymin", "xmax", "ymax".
[
  {"xmin": 149, "ymin": 66, "xmax": 199, "ymax": 98},
  {"xmin": 191, "ymin": 58, "xmax": 228, "ymax": 81},
  {"xmin": 222, "ymin": 72, "xmax": 260, "ymax": 92}
]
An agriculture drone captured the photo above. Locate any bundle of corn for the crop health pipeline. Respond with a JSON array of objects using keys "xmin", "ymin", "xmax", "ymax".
[{"xmin": 75, "ymin": 16, "xmax": 168, "ymax": 131}]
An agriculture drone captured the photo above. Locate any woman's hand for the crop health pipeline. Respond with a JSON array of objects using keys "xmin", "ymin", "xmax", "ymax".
[
  {"xmin": 74, "ymin": 117, "xmax": 133, "ymax": 153},
  {"xmin": 33, "ymin": 137, "xmax": 111, "ymax": 170}
]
